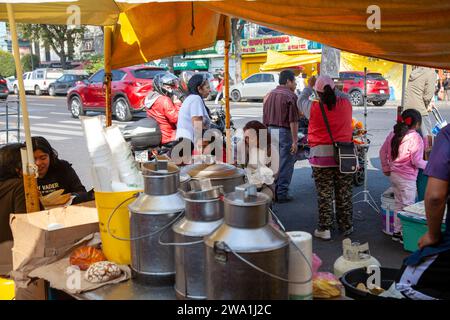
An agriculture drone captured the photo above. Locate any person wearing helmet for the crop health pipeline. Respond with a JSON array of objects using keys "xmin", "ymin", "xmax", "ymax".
[{"xmin": 145, "ymin": 72, "xmax": 182, "ymax": 145}]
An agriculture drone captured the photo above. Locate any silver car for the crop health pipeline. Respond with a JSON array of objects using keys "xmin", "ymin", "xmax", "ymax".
[{"xmin": 230, "ymin": 72, "xmax": 279, "ymax": 102}]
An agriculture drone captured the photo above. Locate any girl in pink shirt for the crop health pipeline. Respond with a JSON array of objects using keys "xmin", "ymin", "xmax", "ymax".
[{"xmin": 379, "ymin": 109, "xmax": 428, "ymax": 243}]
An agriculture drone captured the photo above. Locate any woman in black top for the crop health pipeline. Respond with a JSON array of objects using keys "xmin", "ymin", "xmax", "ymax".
[
  {"xmin": 31, "ymin": 136, "xmax": 93, "ymax": 205},
  {"xmin": 0, "ymin": 143, "xmax": 26, "ymax": 275}
]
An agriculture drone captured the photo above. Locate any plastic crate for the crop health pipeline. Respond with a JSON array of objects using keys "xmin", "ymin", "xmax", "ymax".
[{"xmin": 398, "ymin": 213, "xmax": 446, "ymax": 252}]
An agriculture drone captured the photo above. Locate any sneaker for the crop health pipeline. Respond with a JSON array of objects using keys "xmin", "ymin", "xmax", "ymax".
[
  {"xmin": 314, "ymin": 229, "xmax": 331, "ymax": 240},
  {"xmin": 342, "ymin": 227, "xmax": 354, "ymax": 236},
  {"xmin": 392, "ymin": 232, "xmax": 404, "ymax": 244},
  {"xmin": 276, "ymin": 195, "xmax": 293, "ymax": 203}
]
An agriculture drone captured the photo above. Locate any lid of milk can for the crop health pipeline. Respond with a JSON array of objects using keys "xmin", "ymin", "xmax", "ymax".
[{"xmin": 181, "ymin": 163, "xmax": 244, "ymax": 180}]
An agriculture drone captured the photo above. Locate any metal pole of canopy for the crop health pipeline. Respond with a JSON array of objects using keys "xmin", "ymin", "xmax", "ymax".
[
  {"xmin": 7, "ymin": 3, "xmax": 40, "ymax": 213},
  {"xmin": 104, "ymin": 26, "xmax": 113, "ymax": 127},
  {"xmin": 401, "ymin": 64, "xmax": 407, "ymax": 109},
  {"xmin": 224, "ymin": 16, "xmax": 232, "ymax": 163}
]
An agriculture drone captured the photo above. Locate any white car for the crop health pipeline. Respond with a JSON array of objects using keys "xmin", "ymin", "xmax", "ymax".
[
  {"xmin": 13, "ymin": 68, "xmax": 64, "ymax": 96},
  {"xmin": 230, "ymin": 72, "xmax": 279, "ymax": 102}
]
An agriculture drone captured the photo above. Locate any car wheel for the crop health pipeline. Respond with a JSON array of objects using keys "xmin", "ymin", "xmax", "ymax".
[
  {"xmin": 373, "ymin": 100, "xmax": 387, "ymax": 106},
  {"xmin": 231, "ymin": 90, "xmax": 241, "ymax": 102},
  {"xmin": 349, "ymin": 90, "xmax": 363, "ymax": 106},
  {"xmin": 114, "ymin": 97, "xmax": 132, "ymax": 122},
  {"xmin": 48, "ymin": 86, "xmax": 56, "ymax": 96},
  {"xmin": 70, "ymin": 96, "xmax": 85, "ymax": 118},
  {"xmin": 13, "ymin": 85, "xmax": 18, "ymax": 95},
  {"xmin": 34, "ymin": 85, "xmax": 42, "ymax": 96}
]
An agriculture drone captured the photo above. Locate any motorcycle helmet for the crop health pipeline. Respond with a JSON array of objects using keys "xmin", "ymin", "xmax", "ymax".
[{"xmin": 152, "ymin": 72, "xmax": 179, "ymax": 96}]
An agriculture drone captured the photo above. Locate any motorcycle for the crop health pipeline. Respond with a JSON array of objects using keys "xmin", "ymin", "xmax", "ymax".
[{"xmin": 122, "ymin": 95, "xmax": 233, "ymax": 163}]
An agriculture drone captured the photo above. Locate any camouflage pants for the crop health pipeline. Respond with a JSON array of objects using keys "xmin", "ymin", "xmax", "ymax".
[{"xmin": 312, "ymin": 167, "xmax": 353, "ymax": 231}]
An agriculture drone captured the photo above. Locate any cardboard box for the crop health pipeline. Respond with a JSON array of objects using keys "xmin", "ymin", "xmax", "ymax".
[
  {"xmin": 14, "ymin": 279, "xmax": 48, "ymax": 300},
  {"xmin": 9, "ymin": 205, "xmax": 99, "ymax": 290}
]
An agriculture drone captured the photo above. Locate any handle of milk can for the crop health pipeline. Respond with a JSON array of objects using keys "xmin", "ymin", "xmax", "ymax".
[
  {"xmin": 158, "ymin": 217, "xmax": 205, "ymax": 247},
  {"xmin": 106, "ymin": 194, "xmax": 184, "ymax": 241},
  {"xmin": 218, "ymin": 241, "xmax": 313, "ymax": 285},
  {"xmin": 269, "ymin": 208, "xmax": 286, "ymax": 232}
]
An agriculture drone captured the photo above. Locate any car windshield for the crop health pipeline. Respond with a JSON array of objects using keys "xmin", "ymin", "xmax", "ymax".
[
  {"xmin": 367, "ymin": 73, "xmax": 385, "ymax": 80},
  {"xmin": 133, "ymin": 68, "xmax": 166, "ymax": 79}
]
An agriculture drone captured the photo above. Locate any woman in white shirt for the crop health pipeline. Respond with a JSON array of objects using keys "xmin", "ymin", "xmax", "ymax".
[{"xmin": 172, "ymin": 74, "xmax": 211, "ymax": 162}]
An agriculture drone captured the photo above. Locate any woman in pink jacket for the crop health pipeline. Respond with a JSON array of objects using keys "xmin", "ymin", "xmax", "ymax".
[{"xmin": 379, "ymin": 109, "xmax": 428, "ymax": 243}]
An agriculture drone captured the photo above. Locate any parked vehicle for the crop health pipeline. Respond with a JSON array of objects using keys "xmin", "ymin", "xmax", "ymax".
[
  {"xmin": 67, "ymin": 65, "xmax": 165, "ymax": 121},
  {"xmin": 48, "ymin": 74, "xmax": 88, "ymax": 96},
  {"xmin": 179, "ymin": 70, "xmax": 218, "ymax": 100},
  {"xmin": 230, "ymin": 72, "xmax": 279, "ymax": 102},
  {"xmin": 13, "ymin": 68, "xmax": 64, "ymax": 96},
  {"xmin": 338, "ymin": 71, "xmax": 390, "ymax": 106},
  {"xmin": 5, "ymin": 76, "xmax": 15, "ymax": 93},
  {"xmin": 0, "ymin": 76, "xmax": 9, "ymax": 100}
]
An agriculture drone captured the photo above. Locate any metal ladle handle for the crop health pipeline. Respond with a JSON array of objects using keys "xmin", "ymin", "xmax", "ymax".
[
  {"xmin": 106, "ymin": 194, "xmax": 184, "ymax": 241},
  {"xmin": 218, "ymin": 240, "xmax": 314, "ymax": 285}
]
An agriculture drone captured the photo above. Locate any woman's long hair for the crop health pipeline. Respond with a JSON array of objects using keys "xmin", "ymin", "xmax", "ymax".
[
  {"xmin": 318, "ymin": 85, "xmax": 337, "ymax": 111},
  {"xmin": 187, "ymin": 73, "xmax": 211, "ymax": 118},
  {"xmin": 0, "ymin": 143, "xmax": 24, "ymax": 181},
  {"xmin": 31, "ymin": 136, "xmax": 61, "ymax": 173},
  {"xmin": 391, "ymin": 109, "xmax": 422, "ymax": 160}
]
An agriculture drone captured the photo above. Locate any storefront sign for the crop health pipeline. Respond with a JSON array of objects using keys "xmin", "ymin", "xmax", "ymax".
[
  {"xmin": 153, "ymin": 58, "xmax": 209, "ymax": 71},
  {"xmin": 241, "ymin": 36, "xmax": 309, "ymax": 53}
]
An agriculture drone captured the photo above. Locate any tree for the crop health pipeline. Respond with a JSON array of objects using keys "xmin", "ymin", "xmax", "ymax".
[
  {"xmin": 0, "ymin": 50, "xmax": 16, "ymax": 77},
  {"xmin": 84, "ymin": 53, "xmax": 104, "ymax": 75},
  {"xmin": 20, "ymin": 53, "xmax": 40, "ymax": 72},
  {"xmin": 19, "ymin": 24, "xmax": 86, "ymax": 69},
  {"xmin": 231, "ymin": 18, "xmax": 246, "ymax": 83}
]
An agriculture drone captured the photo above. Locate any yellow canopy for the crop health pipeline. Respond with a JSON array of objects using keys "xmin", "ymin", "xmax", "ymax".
[
  {"xmin": 260, "ymin": 50, "xmax": 321, "ymax": 72},
  {"xmin": 111, "ymin": 2, "xmax": 225, "ymax": 69},
  {"xmin": 107, "ymin": 0, "xmax": 450, "ymax": 69},
  {"xmin": 1, "ymin": 1, "xmax": 450, "ymax": 69}
]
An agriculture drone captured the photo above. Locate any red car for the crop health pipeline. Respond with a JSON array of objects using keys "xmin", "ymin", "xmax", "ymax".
[
  {"xmin": 67, "ymin": 65, "xmax": 165, "ymax": 121},
  {"xmin": 338, "ymin": 71, "xmax": 390, "ymax": 106}
]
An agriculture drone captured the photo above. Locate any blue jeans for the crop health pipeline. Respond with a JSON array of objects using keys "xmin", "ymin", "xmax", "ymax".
[{"xmin": 269, "ymin": 126, "xmax": 296, "ymax": 198}]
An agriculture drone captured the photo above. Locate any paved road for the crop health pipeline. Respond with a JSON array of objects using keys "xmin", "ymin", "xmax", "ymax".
[{"xmin": 1, "ymin": 95, "xmax": 449, "ymax": 272}]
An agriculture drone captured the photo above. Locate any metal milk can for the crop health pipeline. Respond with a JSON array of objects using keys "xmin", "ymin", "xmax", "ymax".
[
  {"xmin": 205, "ymin": 184, "xmax": 289, "ymax": 300},
  {"xmin": 128, "ymin": 160, "xmax": 185, "ymax": 284},
  {"xmin": 169, "ymin": 179, "xmax": 224, "ymax": 300}
]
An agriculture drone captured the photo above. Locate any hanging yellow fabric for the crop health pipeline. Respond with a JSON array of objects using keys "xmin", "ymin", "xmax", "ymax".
[{"xmin": 260, "ymin": 50, "xmax": 321, "ymax": 71}]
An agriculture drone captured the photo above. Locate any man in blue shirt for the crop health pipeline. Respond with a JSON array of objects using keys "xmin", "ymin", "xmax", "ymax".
[{"xmin": 396, "ymin": 124, "xmax": 450, "ymax": 299}]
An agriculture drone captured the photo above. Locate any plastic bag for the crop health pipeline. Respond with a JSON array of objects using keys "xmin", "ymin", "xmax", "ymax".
[{"xmin": 312, "ymin": 253, "xmax": 343, "ymax": 299}]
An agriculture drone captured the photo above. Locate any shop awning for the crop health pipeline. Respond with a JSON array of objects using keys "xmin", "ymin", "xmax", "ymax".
[{"xmin": 260, "ymin": 50, "xmax": 321, "ymax": 71}]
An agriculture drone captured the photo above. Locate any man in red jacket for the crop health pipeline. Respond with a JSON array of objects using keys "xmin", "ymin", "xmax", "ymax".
[{"xmin": 145, "ymin": 72, "xmax": 182, "ymax": 145}]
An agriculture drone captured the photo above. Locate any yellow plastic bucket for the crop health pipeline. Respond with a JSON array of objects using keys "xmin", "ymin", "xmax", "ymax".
[
  {"xmin": 95, "ymin": 190, "xmax": 140, "ymax": 265},
  {"xmin": 0, "ymin": 277, "xmax": 15, "ymax": 300}
]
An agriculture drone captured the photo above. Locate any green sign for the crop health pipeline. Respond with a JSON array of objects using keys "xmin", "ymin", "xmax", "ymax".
[{"xmin": 172, "ymin": 59, "xmax": 209, "ymax": 71}]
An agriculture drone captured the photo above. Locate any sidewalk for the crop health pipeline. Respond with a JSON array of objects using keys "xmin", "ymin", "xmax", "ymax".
[{"xmin": 273, "ymin": 163, "xmax": 410, "ymax": 273}]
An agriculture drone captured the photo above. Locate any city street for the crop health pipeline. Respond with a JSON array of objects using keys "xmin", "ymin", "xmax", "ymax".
[{"xmin": 1, "ymin": 95, "xmax": 449, "ymax": 272}]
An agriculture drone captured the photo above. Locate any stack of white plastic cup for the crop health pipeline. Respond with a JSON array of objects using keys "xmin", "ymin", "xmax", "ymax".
[
  {"xmin": 81, "ymin": 116, "xmax": 120, "ymax": 188},
  {"xmin": 104, "ymin": 125, "xmax": 143, "ymax": 188}
]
